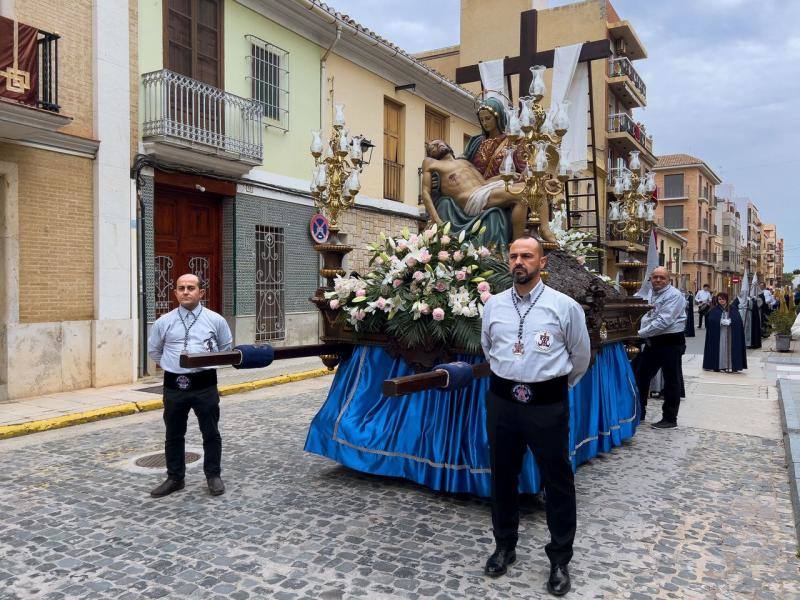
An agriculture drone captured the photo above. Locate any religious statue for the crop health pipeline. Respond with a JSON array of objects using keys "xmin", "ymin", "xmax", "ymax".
[
  {"xmin": 420, "ymin": 97, "xmax": 529, "ymax": 249},
  {"xmin": 420, "ymin": 140, "xmax": 528, "ymax": 243}
]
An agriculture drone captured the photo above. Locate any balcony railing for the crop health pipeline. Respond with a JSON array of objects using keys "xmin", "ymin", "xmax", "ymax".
[
  {"xmin": 141, "ymin": 69, "xmax": 263, "ymax": 163},
  {"xmin": 608, "ymin": 112, "xmax": 653, "ymax": 152},
  {"xmin": 660, "ymin": 185, "xmax": 690, "ymax": 200},
  {"xmin": 0, "ymin": 21, "xmax": 60, "ymax": 112},
  {"xmin": 384, "ymin": 159, "xmax": 404, "ymax": 201},
  {"xmin": 608, "ymin": 57, "xmax": 646, "ymax": 98}
]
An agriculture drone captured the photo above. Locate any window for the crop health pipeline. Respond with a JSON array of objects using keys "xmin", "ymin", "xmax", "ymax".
[
  {"xmin": 664, "ymin": 205, "xmax": 684, "ymax": 229},
  {"xmin": 255, "ymin": 226, "xmax": 285, "ymax": 342},
  {"xmin": 723, "ymin": 224, "xmax": 730, "ymax": 236},
  {"xmin": 659, "ymin": 240, "xmax": 665, "ymax": 266},
  {"xmin": 723, "ymin": 250, "xmax": 730, "ymax": 262},
  {"xmin": 247, "ymin": 35, "xmax": 289, "ymax": 131},
  {"xmin": 384, "ymin": 98, "xmax": 404, "ymax": 201},
  {"xmin": 165, "ymin": 0, "xmax": 222, "ymax": 87},
  {"xmin": 663, "ymin": 174, "xmax": 685, "ymax": 198},
  {"xmin": 425, "ymin": 109, "xmax": 448, "ymax": 144}
]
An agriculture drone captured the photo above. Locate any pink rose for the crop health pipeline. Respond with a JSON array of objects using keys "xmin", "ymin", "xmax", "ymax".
[
  {"xmin": 432, "ymin": 307, "xmax": 445, "ymax": 321},
  {"xmin": 455, "ymin": 270, "xmax": 467, "ymax": 281},
  {"xmin": 393, "ymin": 278, "xmax": 403, "ymax": 287},
  {"xmin": 437, "ymin": 250, "xmax": 450, "ymax": 262},
  {"xmin": 406, "ymin": 256, "xmax": 417, "ymax": 267},
  {"xmin": 419, "ymin": 302, "xmax": 431, "ymax": 315},
  {"xmin": 376, "ymin": 297, "xmax": 387, "ymax": 310},
  {"xmin": 329, "ymin": 299, "xmax": 340, "ymax": 309},
  {"xmin": 477, "ymin": 281, "xmax": 490, "ymax": 293},
  {"xmin": 478, "ymin": 246, "xmax": 490, "ymax": 258},
  {"xmin": 356, "ymin": 289, "xmax": 366, "ymax": 297},
  {"xmin": 409, "ymin": 234, "xmax": 419, "ymax": 245},
  {"xmin": 577, "ymin": 255, "xmax": 586, "ymax": 265},
  {"xmin": 480, "ymin": 291, "xmax": 492, "ymax": 304},
  {"xmin": 355, "ymin": 309, "xmax": 366, "ymax": 321},
  {"xmin": 434, "ymin": 281, "xmax": 447, "ymax": 292},
  {"xmin": 397, "ymin": 239, "xmax": 408, "ymax": 250},
  {"xmin": 440, "ymin": 235, "xmax": 451, "ymax": 245},
  {"xmin": 419, "ymin": 249, "xmax": 432, "ymax": 264},
  {"xmin": 424, "ymin": 228, "xmax": 435, "ymax": 240},
  {"xmin": 413, "ymin": 271, "xmax": 425, "ymax": 282},
  {"xmin": 453, "ymin": 250, "xmax": 464, "ymax": 262}
]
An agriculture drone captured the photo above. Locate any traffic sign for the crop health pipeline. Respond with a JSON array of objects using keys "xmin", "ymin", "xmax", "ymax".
[
  {"xmin": 310, "ymin": 213, "xmax": 330, "ymax": 244},
  {"xmin": 732, "ymin": 276, "xmax": 741, "ymax": 284}
]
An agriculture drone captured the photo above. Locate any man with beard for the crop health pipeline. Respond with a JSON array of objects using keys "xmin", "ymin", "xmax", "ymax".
[
  {"xmin": 480, "ymin": 235, "xmax": 591, "ymax": 596},
  {"xmin": 634, "ymin": 267, "xmax": 687, "ymax": 429}
]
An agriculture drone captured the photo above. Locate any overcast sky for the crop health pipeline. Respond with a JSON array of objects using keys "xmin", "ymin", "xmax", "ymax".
[{"xmin": 326, "ymin": 0, "xmax": 800, "ymax": 270}]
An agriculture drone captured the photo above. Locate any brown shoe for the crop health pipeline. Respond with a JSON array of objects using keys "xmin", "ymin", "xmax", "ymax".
[
  {"xmin": 207, "ymin": 476, "xmax": 225, "ymax": 496},
  {"xmin": 150, "ymin": 478, "xmax": 185, "ymax": 498}
]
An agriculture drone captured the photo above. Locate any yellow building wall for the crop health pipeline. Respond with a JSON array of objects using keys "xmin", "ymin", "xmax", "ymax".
[
  {"xmin": 1, "ymin": 144, "xmax": 94, "ymax": 323},
  {"xmin": 325, "ymin": 53, "xmax": 479, "ymax": 207},
  {"xmin": 16, "ymin": 0, "xmax": 94, "ymax": 140}
]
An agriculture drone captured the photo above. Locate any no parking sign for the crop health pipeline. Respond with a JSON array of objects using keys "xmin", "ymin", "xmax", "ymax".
[{"xmin": 310, "ymin": 213, "xmax": 330, "ymax": 244}]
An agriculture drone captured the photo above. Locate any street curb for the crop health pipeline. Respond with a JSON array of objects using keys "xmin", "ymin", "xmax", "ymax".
[
  {"xmin": 777, "ymin": 378, "xmax": 800, "ymax": 547},
  {"xmin": 0, "ymin": 367, "xmax": 335, "ymax": 441}
]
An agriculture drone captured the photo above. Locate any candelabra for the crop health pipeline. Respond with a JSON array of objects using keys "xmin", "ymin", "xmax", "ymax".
[
  {"xmin": 308, "ymin": 104, "xmax": 368, "ymax": 360},
  {"xmin": 309, "ymin": 103, "xmax": 364, "ymax": 231},
  {"xmin": 608, "ymin": 150, "xmax": 657, "ymax": 252},
  {"xmin": 498, "ymin": 65, "xmax": 571, "ymax": 247}
]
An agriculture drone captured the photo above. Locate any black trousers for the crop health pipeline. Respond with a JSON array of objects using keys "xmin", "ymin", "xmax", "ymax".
[
  {"xmin": 635, "ymin": 338, "xmax": 685, "ymax": 423},
  {"xmin": 697, "ymin": 310, "xmax": 706, "ymax": 328},
  {"xmin": 485, "ymin": 388, "xmax": 576, "ymax": 567},
  {"xmin": 163, "ymin": 385, "xmax": 222, "ymax": 480}
]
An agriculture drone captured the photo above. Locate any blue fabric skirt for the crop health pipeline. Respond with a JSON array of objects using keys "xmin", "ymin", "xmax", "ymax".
[{"xmin": 304, "ymin": 342, "xmax": 639, "ymax": 497}]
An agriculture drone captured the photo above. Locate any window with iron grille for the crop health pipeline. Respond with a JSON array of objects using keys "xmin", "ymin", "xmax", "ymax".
[
  {"xmin": 255, "ymin": 226, "xmax": 285, "ymax": 342},
  {"xmin": 663, "ymin": 174, "xmax": 685, "ymax": 198},
  {"xmin": 246, "ymin": 35, "xmax": 289, "ymax": 131}
]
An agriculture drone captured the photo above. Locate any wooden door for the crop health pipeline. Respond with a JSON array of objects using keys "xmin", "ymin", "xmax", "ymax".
[
  {"xmin": 383, "ymin": 99, "xmax": 403, "ymax": 200},
  {"xmin": 425, "ymin": 109, "xmax": 447, "ymax": 143},
  {"xmin": 154, "ymin": 187, "xmax": 222, "ymax": 318}
]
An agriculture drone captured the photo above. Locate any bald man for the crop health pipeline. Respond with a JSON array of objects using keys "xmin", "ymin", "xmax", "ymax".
[
  {"xmin": 147, "ymin": 273, "xmax": 233, "ymax": 497},
  {"xmin": 634, "ymin": 267, "xmax": 687, "ymax": 429}
]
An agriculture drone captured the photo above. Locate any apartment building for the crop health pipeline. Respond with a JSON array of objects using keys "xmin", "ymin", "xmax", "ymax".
[
  {"xmin": 1, "ymin": 2, "xmax": 136, "ymax": 399},
  {"xmin": 652, "ymin": 154, "xmax": 722, "ymax": 292},
  {"xmin": 136, "ymin": 0, "xmax": 479, "ymax": 373},
  {"xmin": 415, "ymin": 0, "xmax": 654, "ymax": 274},
  {"xmin": 763, "ymin": 224, "xmax": 784, "ymax": 287},
  {"xmin": 742, "ymin": 200, "xmax": 763, "ymax": 280},
  {"xmin": 718, "ymin": 198, "xmax": 744, "ymax": 295}
]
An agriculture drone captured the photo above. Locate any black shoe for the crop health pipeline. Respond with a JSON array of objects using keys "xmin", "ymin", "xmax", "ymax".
[
  {"xmin": 150, "ymin": 478, "xmax": 184, "ymax": 498},
  {"xmin": 207, "ymin": 476, "xmax": 225, "ymax": 496},
  {"xmin": 652, "ymin": 419, "xmax": 677, "ymax": 429},
  {"xmin": 547, "ymin": 564, "xmax": 571, "ymax": 596},
  {"xmin": 484, "ymin": 546, "xmax": 516, "ymax": 577}
]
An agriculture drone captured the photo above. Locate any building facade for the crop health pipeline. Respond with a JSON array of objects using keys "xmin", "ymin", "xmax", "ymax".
[
  {"xmin": 742, "ymin": 200, "xmax": 763, "ymax": 281},
  {"xmin": 718, "ymin": 197, "xmax": 744, "ymax": 296},
  {"xmin": 415, "ymin": 0, "xmax": 654, "ymax": 276},
  {"xmin": 652, "ymin": 154, "xmax": 721, "ymax": 292},
  {"xmin": 1, "ymin": 1, "xmax": 136, "ymax": 400},
  {"xmin": 763, "ymin": 224, "xmax": 784, "ymax": 287},
  {"xmin": 654, "ymin": 226, "xmax": 687, "ymax": 290},
  {"xmin": 136, "ymin": 0, "xmax": 479, "ymax": 374}
]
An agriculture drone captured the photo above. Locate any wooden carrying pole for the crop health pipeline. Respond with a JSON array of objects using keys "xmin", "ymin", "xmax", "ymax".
[
  {"xmin": 179, "ymin": 343, "xmax": 353, "ymax": 369},
  {"xmin": 381, "ymin": 362, "xmax": 491, "ymax": 397}
]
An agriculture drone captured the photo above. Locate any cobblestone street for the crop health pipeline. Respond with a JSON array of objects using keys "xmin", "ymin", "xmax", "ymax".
[{"xmin": 1, "ymin": 345, "xmax": 799, "ymax": 599}]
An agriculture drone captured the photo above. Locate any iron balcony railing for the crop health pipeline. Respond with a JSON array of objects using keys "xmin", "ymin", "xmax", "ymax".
[
  {"xmin": 608, "ymin": 56, "xmax": 646, "ymax": 99},
  {"xmin": 660, "ymin": 184, "xmax": 690, "ymax": 199},
  {"xmin": 141, "ymin": 69, "xmax": 263, "ymax": 162},
  {"xmin": 37, "ymin": 29, "xmax": 60, "ymax": 111},
  {"xmin": 607, "ymin": 112, "xmax": 653, "ymax": 152}
]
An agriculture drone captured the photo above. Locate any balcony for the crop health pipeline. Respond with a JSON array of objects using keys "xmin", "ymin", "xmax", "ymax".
[
  {"xmin": 141, "ymin": 69, "xmax": 263, "ymax": 177},
  {"xmin": 607, "ymin": 112, "xmax": 655, "ymax": 164},
  {"xmin": 0, "ymin": 21, "xmax": 75, "ymax": 147},
  {"xmin": 660, "ymin": 184, "xmax": 690, "ymax": 201},
  {"xmin": 607, "ymin": 57, "xmax": 646, "ymax": 108}
]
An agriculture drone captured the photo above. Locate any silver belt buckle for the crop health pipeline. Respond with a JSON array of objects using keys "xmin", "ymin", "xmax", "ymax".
[
  {"xmin": 511, "ymin": 383, "xmax": 532, "ymax": 404},
  {"xmin": 176, "ymin": 375, "xmax": 191, "ymax": 390}
]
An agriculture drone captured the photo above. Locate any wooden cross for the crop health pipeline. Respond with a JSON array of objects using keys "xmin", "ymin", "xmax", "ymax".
[{"xmin": 455, "ymin": 9, "xmax": 612, "ymax": 101}]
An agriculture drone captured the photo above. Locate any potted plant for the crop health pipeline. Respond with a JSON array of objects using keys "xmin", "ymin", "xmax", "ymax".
[{"xmin": 768, "ymin": 311, "xmax": 795, "ymax": 352}]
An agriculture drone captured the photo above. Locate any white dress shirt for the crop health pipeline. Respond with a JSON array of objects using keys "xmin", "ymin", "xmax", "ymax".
[
  {"xmin": 695, "ymin": 289, "xmax": 712, "ymax": 305},
  {"xmin": 638, "ymin": 284, "xmax": 687, "ymax": 338},
  {"xmin": 148, "ymin": 305, "xmax": 233, "ymax": 374},
  {"xmin": 481, "ymin": 280, "xmax": 591, "ymax": 388}
]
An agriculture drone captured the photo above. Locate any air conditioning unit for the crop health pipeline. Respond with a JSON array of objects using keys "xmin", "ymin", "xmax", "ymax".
[{"xmin": 614, "ymin": 38, "xmax": 628, "ymax": 56}]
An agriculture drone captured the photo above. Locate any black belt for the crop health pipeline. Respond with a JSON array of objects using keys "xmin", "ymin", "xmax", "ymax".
[
  {"xmin": 163, "ymin": 370, "xmax": 217, "ymax": 391},
  {"xmin": 645, "ymin": 332, "xmax": 685, "ymax": 348},
  {"xmin": 489, "ymin": 373, "xmax": 567, "ymax": 405}
]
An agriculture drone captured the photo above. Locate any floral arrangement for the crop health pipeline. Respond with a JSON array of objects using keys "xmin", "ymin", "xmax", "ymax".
[
  {"xmin": 324, "ymin": 221, "xmax": 512, "ymax": 354},
  {"xmin": 549, "ymin": 209, "xmax": 612, "ymax": 284}
]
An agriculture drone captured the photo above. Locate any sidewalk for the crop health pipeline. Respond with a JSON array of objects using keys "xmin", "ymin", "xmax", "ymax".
[{"xmin": 0, "ymin": 356, "xmax": 335, "ymax": 439}]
